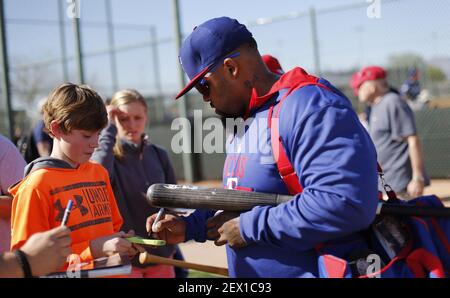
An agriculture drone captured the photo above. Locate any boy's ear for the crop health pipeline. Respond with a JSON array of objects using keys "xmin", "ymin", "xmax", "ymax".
[{"xmin": 49, "ymin": 120, "xmax": 62, "ymax": 138}]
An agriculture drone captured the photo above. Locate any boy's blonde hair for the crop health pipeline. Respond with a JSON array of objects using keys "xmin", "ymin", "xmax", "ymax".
[
  {"xmin": 109, "ymin": 89, "xmax": 148, "ymax": 159},
  {"xmin": 43, "ymin": 83, "xmax": 108, "ymax": 136}
]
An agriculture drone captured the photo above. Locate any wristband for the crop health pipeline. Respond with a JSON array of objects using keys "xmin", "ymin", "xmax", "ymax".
[{"xmin": 14, "ymin": 250, "xmax": 33, "ymax": 278}]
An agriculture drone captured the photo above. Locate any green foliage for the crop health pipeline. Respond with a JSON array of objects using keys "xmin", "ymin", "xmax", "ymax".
[
  {"xmin": 388, "ymin": 53, "xmax": 425, "ymax": 69},
  {"xmin": 388, "ymin": 52, "xmax": 447, "ymax": 83},
  {"xmin": 427, "ymin": 66, "xmax": 446, "ymax": 82}
]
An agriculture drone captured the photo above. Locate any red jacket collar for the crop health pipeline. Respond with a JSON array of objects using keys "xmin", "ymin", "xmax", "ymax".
[{"xmin": 245, "ymin": 67, "xmax": 320, "ymax": 118}]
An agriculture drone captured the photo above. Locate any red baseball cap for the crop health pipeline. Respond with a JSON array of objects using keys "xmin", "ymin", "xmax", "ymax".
[
  {"xmin": 262, "ymin": 54, "xmax": 284, "ymax": 75},
  {"xmin": 350, "ymin": 66, "xmax": 387, "ymax": 96}
]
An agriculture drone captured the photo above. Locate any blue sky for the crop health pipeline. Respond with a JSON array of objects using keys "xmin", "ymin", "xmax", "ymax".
[{"xmin": 3, "ymin": 0, "xmax": 450, "ymax": 105}]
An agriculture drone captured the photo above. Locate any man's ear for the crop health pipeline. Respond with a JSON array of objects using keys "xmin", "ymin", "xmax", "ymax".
[
  {"xmin": 49, "ymin": 120, "xmax": 62, "ymax": 138},
  {"xmin": 223, "ymin": 58, "xmax": 239, "ymax": 79}
]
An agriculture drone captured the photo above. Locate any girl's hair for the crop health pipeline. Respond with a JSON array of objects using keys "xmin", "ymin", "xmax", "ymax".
[{"xmin": 109, "ymin": 89, "xmax": 148, "ymax": 160}]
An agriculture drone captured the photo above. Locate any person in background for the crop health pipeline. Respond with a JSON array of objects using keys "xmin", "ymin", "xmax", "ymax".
[
  {"xmin": 400, "ymin": 67, "xmax": 428, "ymax": 111},
  {"xmin": 17, "ymin": 99, "xmax": 53, "ymax": 164},
  {"xmin": 32, "ymin": 119, "xmax": 53, "ymax": 158},
  {"xmin": 92, "ymin": 89, "xmax": 186, "ymax": 278},
  {"xmin": 262, "ymin": 54, "xmax": 285, "ymax": 75},
  {"xmin": 400, "ymin": 67, "xmax": 421, "ymax": 102},
  {"xmin": 0, "ymin": 134, "xmax": 26, "ymax": 253},
  {"xmin": 351, "ymin": 66, "xmax": 429, "ymax": 198}
]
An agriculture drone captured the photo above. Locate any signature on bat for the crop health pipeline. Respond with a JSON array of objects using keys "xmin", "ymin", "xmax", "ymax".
[{"xmin": 163, "ymin": 184, "xmax": 199, "ymax": 190}]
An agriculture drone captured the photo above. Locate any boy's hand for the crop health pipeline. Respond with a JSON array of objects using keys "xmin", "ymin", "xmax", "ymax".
[
  {"xmin": 146, "ymin": 213, "xmax": 186, "ymax": 244},
  {"xmin": 121, "ymin": 230, "xmax": 146, "ymax": 255},
  {"xmin": 91, "ymin": 230, "xmax": 144, "ymax": 258},
  {"xmin": 21, "ymin": 226, "xmax": 72, "ymax": 276},
  {"xmin": 102, "ymin": 236, "xmax": 138, "ymax": 257}
]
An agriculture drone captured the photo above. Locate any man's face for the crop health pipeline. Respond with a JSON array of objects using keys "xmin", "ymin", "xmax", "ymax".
[
  {"xmin": 58, "ymin": 129, "xmax": 101, "ymax": 166},
  {"xmin": 195, "ymin": 65, "xmax": 250, "ymax": 119},
  {"xmin": 357, "ymin": 80, "xmax": 376, "ymax": 104}
]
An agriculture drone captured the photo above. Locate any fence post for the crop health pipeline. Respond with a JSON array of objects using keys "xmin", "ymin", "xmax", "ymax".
[
  {"xmin": 172, "ymin": 0, "xmax": 195, "ymax": 183},
  {"xmin": 105, "ymin": 0, "xmax": 118, "ymax": 92},
  {"xmin": 309, "ymin": 7, "xmax": 321, "ymax": 77},
  {"xmin": 73, "ymin": 17, "xmax": 85, "ymax": 84},
  {"xmin": 57, "ymin": 0, "xmax": 69, "ymax": 82},
  {"xmin": 150, "ymin": 26, "xmax": 162, "ymax": 96},
  {"xmin": 0, "ymin": 0, "xmax": 14, "ymax": 139}
]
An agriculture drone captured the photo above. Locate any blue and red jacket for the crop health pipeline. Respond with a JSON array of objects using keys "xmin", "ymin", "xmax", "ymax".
[{"xmin": 183, "ymin": 67, "xmax": 379, "ymax": 277}]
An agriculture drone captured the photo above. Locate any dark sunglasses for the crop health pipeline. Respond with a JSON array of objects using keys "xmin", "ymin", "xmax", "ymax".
[{"xmin": 195, "ymin": 52, "xmax": 240, "ymax": 97}]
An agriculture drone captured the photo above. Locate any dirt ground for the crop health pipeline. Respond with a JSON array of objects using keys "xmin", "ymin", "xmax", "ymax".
[
  {"xmin": 428, "ymin": 97, "xmax": 450, "ymax": 109},
  {"xmin": 179, "ymin": 179, "xmax": 450, "ymax": 269}
]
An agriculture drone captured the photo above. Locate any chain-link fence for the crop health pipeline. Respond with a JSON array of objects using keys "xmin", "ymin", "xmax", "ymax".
[
  {"xmin": 416, "ymin": 108, "xmax": 450, "ymax": 179},
  {"xmin": 1, "ymin": 0, "xmax": 449, "ymax": 179}
]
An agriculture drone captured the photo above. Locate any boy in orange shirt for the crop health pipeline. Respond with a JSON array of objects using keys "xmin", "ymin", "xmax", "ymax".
[{"xmin": 9, "ymin": 83, "xmax": 142, "ymax": 271}]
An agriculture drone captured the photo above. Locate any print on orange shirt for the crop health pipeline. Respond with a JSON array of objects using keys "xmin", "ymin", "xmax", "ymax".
[{"xmin": 52, "ymin": 181, "xmax": 113, "ymax": 230}]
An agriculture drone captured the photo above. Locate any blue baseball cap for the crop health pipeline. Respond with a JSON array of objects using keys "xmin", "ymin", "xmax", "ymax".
[
  {"xmin": 408, "ymin": 67, "xmax": 418, "ymax": 78},
  {"xmin": 175, "ymin": 17, "xmax": 253, "ymax": 99}
]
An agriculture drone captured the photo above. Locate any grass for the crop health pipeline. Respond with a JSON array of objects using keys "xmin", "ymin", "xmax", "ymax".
[{"xmin": 188, "ymin": 269, "xmax": 226, "ymax": 278}]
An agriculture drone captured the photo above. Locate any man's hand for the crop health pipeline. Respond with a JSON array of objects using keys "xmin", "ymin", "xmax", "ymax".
[
  {"xmin": 407, "ymin": 135, "xmax": 426, "ymax": 198},
  {"xmin": 207, "ymin": 212, "xmax": 247, "ymax": 248},
  {"xmin": 206, "ymin": 211, "xmax": 240, "ymax": 240},
  {"xmin": 146, "ymin": 213, "xmax": 186, "ymax": 244},
  {"xmin": 21, "ymin": 226, "xmax": 72, "ymax": 276},
  {"xmin": 407, "ymin": 178, "xmax": 424, "ymax": 197}
]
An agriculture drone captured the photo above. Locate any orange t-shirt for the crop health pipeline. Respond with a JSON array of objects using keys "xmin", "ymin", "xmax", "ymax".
[{"xmin": 9, "ymin": 161, "xmax": 123, "ymax": 263}]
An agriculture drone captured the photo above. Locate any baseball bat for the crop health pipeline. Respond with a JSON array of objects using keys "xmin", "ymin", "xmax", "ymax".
[
  {"xmin": 139, "ymin": 252, "xmax": 228, "ymax": 277},
  {"xmin": 146, "ymin": 184, "xmax": 292, "ymax": 212},
  {"xmin": 147, "ymin": 184, "xmax": 450, "ymax": 217}
]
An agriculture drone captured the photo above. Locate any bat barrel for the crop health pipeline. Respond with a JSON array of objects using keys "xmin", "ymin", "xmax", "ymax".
[{"xmin": 146, "ymin": 184, "xmax": 292, "ymax": 211}]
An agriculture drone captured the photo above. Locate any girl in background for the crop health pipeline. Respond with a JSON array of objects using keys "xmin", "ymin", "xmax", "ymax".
[{"xmin": 92, "ymin": 89, "xmax": 186, "ymax": 278}]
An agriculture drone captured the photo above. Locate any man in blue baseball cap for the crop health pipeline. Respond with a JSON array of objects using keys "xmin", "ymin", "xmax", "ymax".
[
  {"xmin": 400, "ymin": 67, "xmax": 427, "ymax": 111},
  {"xmin": 148, "ymin": 17, "xmax": 379, "ymax": 277}
]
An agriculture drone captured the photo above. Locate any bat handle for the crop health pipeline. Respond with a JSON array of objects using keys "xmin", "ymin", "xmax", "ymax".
[{"xmin": 139, "ymin": 252, "xmax": 228, "ymax": 277}]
